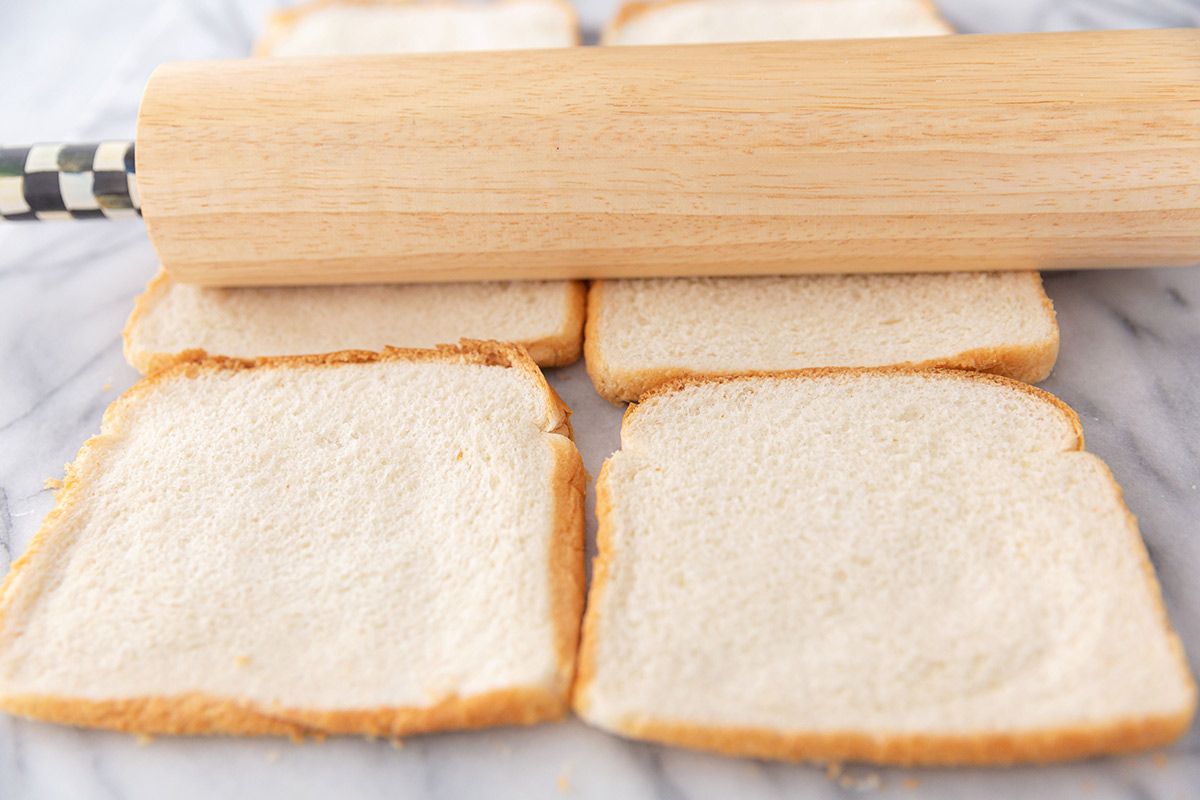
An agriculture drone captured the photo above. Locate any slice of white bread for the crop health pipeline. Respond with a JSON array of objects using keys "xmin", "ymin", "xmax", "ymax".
[
  {"xmin": 604, "ymin": 0, "xmax": 951, "ymax": 44},
  {"xmin": 588, "ymin": 0, "xmax": 1058, "ymax": 404},
  {"xmin": 587, "ymin": 273, "xmax": 1059, "ymax": 403},
  {"xmin": 574, "ymin": 370, "xmax": 1195, "ymax": 765},
  {"xmin": 257, "ymin": 0, "xmax": 580, "ymax": 56},
  {"xmin": 0, "ymin": 342, "xmax": 586, "ymax": 737},
  {"xmin": 124, "ymin": 272, "xmax": 587, "ymax": 375},
  {"xmin": 124, "ymin": 0, "xmax": 584, "ymax": 376}
]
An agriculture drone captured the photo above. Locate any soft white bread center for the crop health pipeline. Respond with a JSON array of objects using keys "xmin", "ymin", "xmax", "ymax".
[
  {"xmin": 608, "ymin": 0, "xmax": 950, "ymax": 45},
  {"xmin": 593, "ymin": 273, "xmax": 1054, "ymax": 370},
  {"xmin": 268, "ymin": 1, "xmax": 576, "ymax": 56},
  {"xmin": 0, "ymin": 361, "xmax": 567, "ymax": 709}
]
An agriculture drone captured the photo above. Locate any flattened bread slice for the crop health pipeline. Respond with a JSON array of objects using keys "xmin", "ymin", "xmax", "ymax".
[
  {"xmin": 603, "ymin": 0, "xmax": 951, "ymax": 44},
  {"xmin": 257, "ymin": 0, "xmax": 580, "ymax": 56},
  {"xmin": 586, "ymin": 273, "xmax": 1059, "ymax": 403},
  {"xmin": 574, "ymin": 370, "xmax": 1195, "ymax": 765},
  {"xmin": 124, "ymin": 0, "xmax": 584, "ymax": 376},
  {"xmin": 589, "ymin": 0, "xmax": 1058, "ymax": 404},
  {"xmin": 124, "ymin": 272, "xmax": 587, "ymax": 375},
  {"xmin": 0, "ymin": 342, "xmax": 586, "ymax": 737}
]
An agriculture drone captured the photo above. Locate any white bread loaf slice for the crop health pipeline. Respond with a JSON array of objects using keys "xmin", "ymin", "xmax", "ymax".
[
  {"xmin": 589, "ymin": 0, "xmax": 1058, "ymax": 404},
  {"xmin": 124, "ymin": 272, "xmax": 587, "ymax": 375},
  {"xmin": 574, "ymin": 370, "xmax": 1195, "ymax": 765},
  {"xmin": 124, "ymin": 0, "xmax": 584, "ymax": 375},
  {"xmin": 0, "ymin": 342, "xmax": 586, "ymax": 737},
  {"xmin": 587, "ymin": 273, "xmax": 1059, "ymax": 403},
  {"xmin": 258, "ymin": 0, "xmax": 580, "ymax": 56},
  {"xmin": 604, "ymin": 0, "xmax": 951, "ymax": 44}
]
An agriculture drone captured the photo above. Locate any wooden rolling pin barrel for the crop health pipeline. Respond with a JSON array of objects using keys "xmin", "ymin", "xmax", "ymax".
[{"xmin": 3, "ymin": 29, "xmax": 1199, "ymax": 286}]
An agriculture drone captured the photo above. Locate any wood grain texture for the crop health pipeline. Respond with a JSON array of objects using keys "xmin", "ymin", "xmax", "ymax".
[{"xmin": 136, "ymin": 30, "xmax": 1200, "ymax": 286}]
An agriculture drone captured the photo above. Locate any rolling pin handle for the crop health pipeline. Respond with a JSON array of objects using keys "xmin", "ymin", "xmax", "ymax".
[{"xmin": 0, "ymin": 142, "xmax": 139, "ymax": 221}]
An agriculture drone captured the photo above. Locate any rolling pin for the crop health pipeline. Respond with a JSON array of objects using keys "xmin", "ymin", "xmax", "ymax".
[{"xmin": 2, "ymin": 29, "xmax": 1198, "ymax": 286}]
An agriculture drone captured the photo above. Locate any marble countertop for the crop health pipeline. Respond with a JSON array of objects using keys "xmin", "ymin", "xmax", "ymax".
[{"xmin": 3, "ymin": 1, "xmax": 1200, "ymax": 797}]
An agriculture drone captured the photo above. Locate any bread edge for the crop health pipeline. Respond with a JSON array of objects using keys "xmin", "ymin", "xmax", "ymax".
[
  {"xmin": 121, "ymin": 269, "xmax": 193, "ymax": 376},
  {"xmin": 122, "ymin": 271, "xmax": 588, "ymax": 375},
  {"xmin": 0, "ymin": 340, "xmax": 587, "ymax": 737},
  {"xmin": 601, "ymin": 0, "xmax": 956, "ymax": 45},
  {"xmin": 526, "ymin": 279, "xmax": 588, "ymax": 367},
  {"xmin": 256, "ymin": 0, "xmax": 583, "ymax": 57},
  {"xmin": 571, "ymin": 367, "xmax": 1196, "ymax": 765},
  {"xmin": 584, "ymin": 273, "xmax": 1060, "ymax": 404},
  {"xmin": 0, "ymin": 688, "xmax": 566, "ymax": 740}
]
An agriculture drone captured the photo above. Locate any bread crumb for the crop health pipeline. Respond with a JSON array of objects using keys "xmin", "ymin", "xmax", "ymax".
[
  {"xmin": 824, "ymin": 762, "xmax": 843, "ymax": 781},
  {"xmin": 456, "ymin": 450, "xmax": 464, "ymax": 461},
  {"xmin": 903, "ymin": 777, "xmax": 919, "ymax": 790},
  {"xmin": 43, "ymin": 478, "xmax": 62, "ymax": 490},
  {"xmin": 390, "ymin": 738, "xmax": 405, "ymax": 750},
  {"xmin": 556, "ymin": 763, "xmax": 574, "ymax": 793},
  {"xmin": 135, "ymin": 733, "xmax": 154, "ymax": 746},
  {"xmin": 102, "ymin": 382, "xmax": 112, "ymax": 392},
  {"xmin": 265, "ymin": 750, "xmax": 280, "ymax": 763},
  {"xmin": 838, "ymin": 772, "xmax": 882, "ymax": 792},
  {"xmin": 1153, "ymin": 753, "xmax": 1168, "ymax": 768},
  {"xmin": 234, "ymin": 654, "xmax": 250, "ymax": 667}
]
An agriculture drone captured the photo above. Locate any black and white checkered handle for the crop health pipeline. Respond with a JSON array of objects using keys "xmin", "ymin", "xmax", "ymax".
[{"xmin": 0, "ymin": 142, "xmax": 139, "ymax": 221}]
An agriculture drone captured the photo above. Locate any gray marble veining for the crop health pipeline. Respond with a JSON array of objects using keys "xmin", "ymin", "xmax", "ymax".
[{"xmin": 2, "ymin": 1, "xmax": 1199, "ymax": 797}]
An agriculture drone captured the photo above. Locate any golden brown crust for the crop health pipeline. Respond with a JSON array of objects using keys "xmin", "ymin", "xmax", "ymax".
[
  {"xmin": 257, "ymin": 0, "xmax": 583, "ymax": 57},
  {"xmin": 634, "ymin": 366, "xmax": 1084, "ymax": 446},
  {"xmin": 548, "ymin": 438, "xmax": 587, "ymax": 697},
  {"xmin": 567, "ymin": 459, "xmax": 615, "ymax": 717},
  {"xmin": 0, "ymin": 687, "xmax": 565, "ymax": 739},
  {"xmin": 572, "ymin": 368, "xmax": 1196, "ymax": 765},
  {"xmin": 0, "ymin": 341, "xmax": 585, "ymax": 738},
  {"xmin": 601, "ymin": 0, "xmax": 653, "ymax": 42},
  {"xmin": 915, "ymin": 0, "xmax": 954, "ymax": 30},
  {"xmin": 602, "ymin": 0, "xmax": 955, "ymax": 44},
  {"xmin": 121, "ymin": 269, "xmax": 178, "ymax": 376},
  {"xmin": 123, "ymin": 273, "xmax": 586, "ymax": 375},
  {"xmin": 523, "ymin": 280, "xmax": 588, "ymax": 367},
  {"xmin": 139, "ymin": 338, "xmax": 556, "ymax": 377},
  {"xmin": 581, "ymin": 278, "xmax": 610, "ymax": 398},
  {"xmin": 585, "ymin": 273, "xmax": 1060, "ymax": 404},
  {"xmin": 612, "ymin": 710, "xmax": 1195, "ymax": 766}
]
